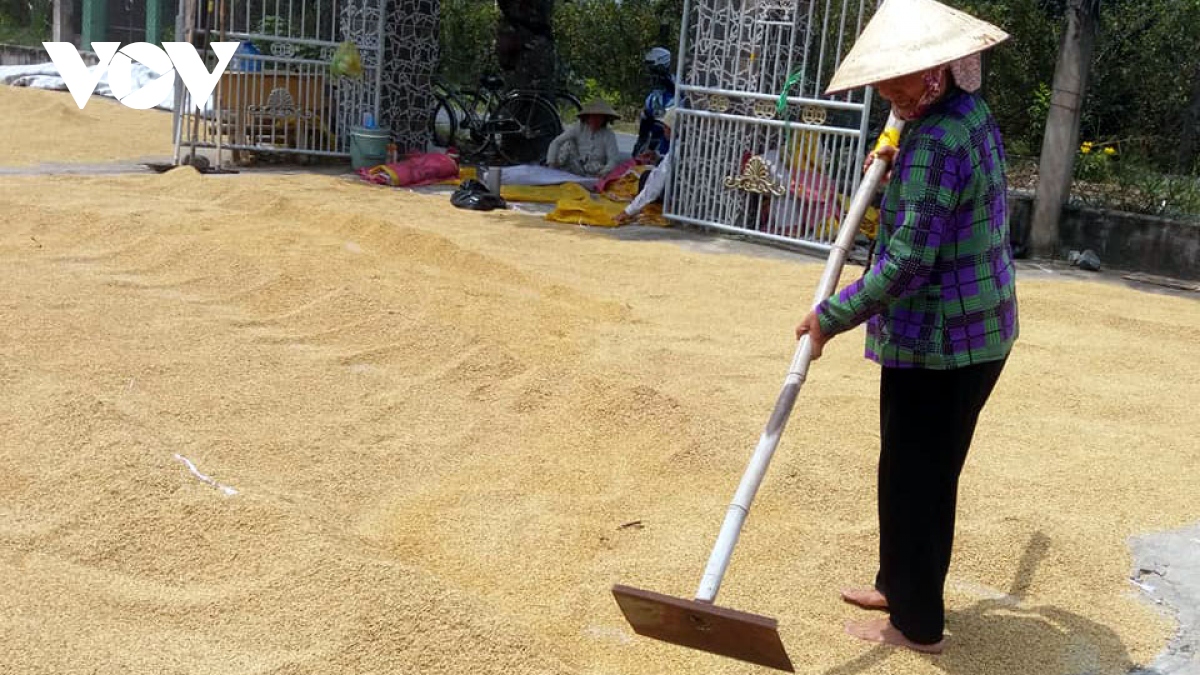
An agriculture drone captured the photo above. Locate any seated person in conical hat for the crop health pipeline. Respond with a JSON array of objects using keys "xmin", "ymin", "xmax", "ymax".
[{"xmin": 546, "ymin": 99, "xmax": 622, "ymax": 178}]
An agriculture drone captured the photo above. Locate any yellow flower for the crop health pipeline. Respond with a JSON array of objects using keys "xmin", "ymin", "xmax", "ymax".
[
  {"xmin": 1103, "ymin": 146, "xmax": 1116, "ymax": 156},
  {"xmin": 1080, "ymin": 144, "xmax": 1092, "ymax": 154}
]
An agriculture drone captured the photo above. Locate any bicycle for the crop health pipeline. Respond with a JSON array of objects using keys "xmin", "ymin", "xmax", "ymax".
[{"xmin": 429, "ymin": 74, "xmax": 583, "ymax": 165}]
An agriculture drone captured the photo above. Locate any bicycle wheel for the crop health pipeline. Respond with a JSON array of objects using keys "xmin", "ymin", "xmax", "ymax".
[
  {"xmin": 494, "ymin": 94, "xmax": 562, "ymax": 165},
  {"xmin": 429, "ymin": 96, "xmax": 457, "ymax": 149},
  {"xmin": 454, "ymin": 90, "xmax": 496, "ymax": 162}
]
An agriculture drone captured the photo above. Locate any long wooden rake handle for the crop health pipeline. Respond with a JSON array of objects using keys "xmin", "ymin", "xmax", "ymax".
[{"xmin": 695, "ymin": 112, "xmax": 905, "ymax": 604}]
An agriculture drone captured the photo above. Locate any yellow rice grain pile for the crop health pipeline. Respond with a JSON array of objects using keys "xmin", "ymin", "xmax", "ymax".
[
  {"xmin": 0, "ymin": 86, "xmax": 174, "ymax": 166},
  {"xmin": 0, "ymin": 97, "xmax": 1197, "ymax": 675}
]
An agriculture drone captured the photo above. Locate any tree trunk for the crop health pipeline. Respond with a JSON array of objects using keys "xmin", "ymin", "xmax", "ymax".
[
  {"xmin": 1030, "ymin": 0, "xmax": 1099, "ymax": 259},
  {"xmin": 495, "ymin": 0, "xmax": 557, "ymax": 90},
  {"xmin": 1176, "ymin": 59, "xmax": 1200, "ymax": 173}
]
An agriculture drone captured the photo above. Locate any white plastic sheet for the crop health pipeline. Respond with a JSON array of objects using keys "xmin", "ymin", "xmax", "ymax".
[
  {"xmin": 488, "ymin": 164, "xmax": 598, "ymax": 189},
  {"xmin": 0, "ymin": 60, "xmax": 209, "ymax": 113}
]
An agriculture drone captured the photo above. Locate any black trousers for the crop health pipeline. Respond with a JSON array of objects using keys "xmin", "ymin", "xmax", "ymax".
[{"xmin": 873, "ymin": 357, "xmax": 1007, "ymax": 644}]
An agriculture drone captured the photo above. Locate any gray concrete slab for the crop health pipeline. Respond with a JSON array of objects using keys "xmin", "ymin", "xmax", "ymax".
[
  {"xmin": 1130, "ymin": 522, "xmax": 1200, "ymax": 675},
  {"xmin": 0, "ymin": 161, "xmax": 160, "ymax": 176}
]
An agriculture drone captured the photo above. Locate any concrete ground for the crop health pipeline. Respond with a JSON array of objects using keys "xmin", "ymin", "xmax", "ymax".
[{"xmin": 1130, "ymin": 523, "xmax": 1200, "ymax": 675}]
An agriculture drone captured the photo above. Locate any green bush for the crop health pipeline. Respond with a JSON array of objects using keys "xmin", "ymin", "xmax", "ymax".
[
  {"xmin": 435, "ymin": 0, "xmax": 676, "ymax": 117},
  {"xmin": 554, "ymin": 0, "xmax": 676, "ymax": 116},
  {"xmin": 1073, "ymin": 156, "xmax": 1200, "ymax": 221},
  {"xmin": 438, "ymin": 0, "xmax": 500, "ymax": 86},
  {"xmin": 0, "ymin": 0, "xmax": 52, "ymax": 46},
  {"xmin": 1074, "ymin": 141, "xmax": 1116, "ymax": 183}
]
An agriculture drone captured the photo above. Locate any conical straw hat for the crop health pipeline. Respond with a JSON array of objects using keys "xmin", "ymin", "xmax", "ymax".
[
  {"xmin": 580, "ymin": 99, "xmax": 620, "ymax": 120},
  {"xmin": 825, "ymin": 0, "xmax": 1009, "ymax": 95}
]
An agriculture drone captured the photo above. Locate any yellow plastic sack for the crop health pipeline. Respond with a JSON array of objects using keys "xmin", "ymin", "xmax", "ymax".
[
  {"xmin": 816, "ymin": 201, "xmax": 881, "ymax": 241},
  {"xmin": 786, "ymin": 129, "xmax": 823, "ymax": 172},
  {"xmin": 859, "ymin": 205, "xmax": 881, "ymax": 240},
  {"xmin": 545, "ymin": 193, "xmax": 628, "ymax": 228}
]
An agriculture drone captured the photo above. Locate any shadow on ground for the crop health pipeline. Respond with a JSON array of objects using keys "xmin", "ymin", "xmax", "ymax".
[{"xmin": 821, "ymin": 532, "xmax": 1153, "ymax": 675}]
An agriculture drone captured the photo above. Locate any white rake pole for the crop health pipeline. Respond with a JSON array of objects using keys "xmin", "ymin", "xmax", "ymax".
[{"xmin": 695, "ymin": 111, "xmax": 905, "ymax": 604}]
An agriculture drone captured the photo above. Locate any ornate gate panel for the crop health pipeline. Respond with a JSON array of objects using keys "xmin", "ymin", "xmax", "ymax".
[
  {"xmin": 667, "ymin": 0, "xmax": 876, "ymax": 253},
  {"xmin": 173, "ymin": 0, "xmax": 437, "ymax": 161}
]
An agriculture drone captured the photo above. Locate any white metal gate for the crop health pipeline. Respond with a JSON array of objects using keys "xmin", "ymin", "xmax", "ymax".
[
  {"xmin": 667, "ymin": 0, "xmax": 875, "ymax": 253},
  {"xmin": 172, "ymin": 0, "xmax": 385, "ymax": 162}
]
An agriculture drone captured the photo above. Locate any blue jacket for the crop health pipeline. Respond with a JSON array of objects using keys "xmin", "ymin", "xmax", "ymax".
[{"xmin": 633, "ymin": 78, "xmax": 675, "ymax": 157}]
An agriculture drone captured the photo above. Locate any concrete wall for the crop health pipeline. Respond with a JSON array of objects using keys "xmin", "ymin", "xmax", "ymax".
[
  {"xmin": 1008, "ymin": 191, "xmax": 1200, "ymax": 281},
  {"xmin": 0, "ymin": 42, "xmax": 98, "ymax": 67},
  {"xmin": 0, "ymin": 43, "xmax": 51, "ymax": 66}
]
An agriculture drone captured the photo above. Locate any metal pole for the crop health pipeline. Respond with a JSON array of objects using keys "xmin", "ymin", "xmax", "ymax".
[
  {"xmin": 694, "ymin": 111, "xmax": 903, "ymax": 604},
  {"xmin": 374, "ymin": 0, "xmax": 385, "ymax": 126},
  {"xmin": 665, "ymin": 0, "xmax": 691, "ymax": 222},
  {"xmin": 215, "ymin": 0, "xmax": 225, "ymax": 168},
  {"xmin": 171, "ymin": 0, "xmax": 186, "ymax": 164}
]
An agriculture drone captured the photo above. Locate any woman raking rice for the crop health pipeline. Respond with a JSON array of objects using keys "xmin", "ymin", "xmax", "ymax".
[{"xmin": 794, "ymin": 0, "xmax": 1019, "ymax": 654}]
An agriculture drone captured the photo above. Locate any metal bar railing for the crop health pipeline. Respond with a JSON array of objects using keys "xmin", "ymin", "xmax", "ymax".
[{"xmin": 676, "ymin": 84, "xmax": 865, "ymax": 113}]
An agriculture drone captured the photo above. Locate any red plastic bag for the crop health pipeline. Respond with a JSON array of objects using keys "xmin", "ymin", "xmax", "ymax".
[{"xmin": 358, "ymin": 152, "xmax": 459, "ymax": 187}]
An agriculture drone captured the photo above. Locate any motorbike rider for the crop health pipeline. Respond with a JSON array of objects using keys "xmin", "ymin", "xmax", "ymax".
[{"xmin": 632, "ymin": 47, "xmax": 676, "ymax": 161}]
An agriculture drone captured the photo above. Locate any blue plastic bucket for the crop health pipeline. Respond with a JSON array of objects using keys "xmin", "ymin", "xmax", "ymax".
[
  {"xmin": 232, "ymin": 42, "xmax": 262, "ymax": 72},
  {"xmin": 349, "ymin": 126, "xmax": 391, "ymax": 169}
]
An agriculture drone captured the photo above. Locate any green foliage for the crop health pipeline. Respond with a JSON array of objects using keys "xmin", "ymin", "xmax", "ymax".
[
  {"xmin": 0, "ymin": 0, "xmax": 52, "ymax": 46},
  {"xmin": 1026, "ymin": 82, "xmax": 1052, "ymax": 153},
  {"xmin": 943, "ymin": 0, "xmax": 1200, "ymax": 217},
  {"xmin": 1075, "ymin": 160, "xmax": 1200, "ymax": 221},
  {"xmin": 945, "ymin": 0, "xmax": 1061, "ymax": 158},
  {"xmin": 436, "ymin": 0, "xmax": 675, "ymax": 116},
  {"xmin": 578, "ymin": 77, "xmax": 624, "ymax": 109},
  {"xmin": 1074, "ymin": 141, "xmax": 1117, "ymax": 182},
  {"xmin": 554, "ymin": 0, "xmax": 677, "ymax": 116},
  {"xmin": 438, "ymin": 0, "xmax": 500, "ymax": 87},
  {"xmin": 1084, "ymin": 0, "xmax": 1200, "ymax": 173}
]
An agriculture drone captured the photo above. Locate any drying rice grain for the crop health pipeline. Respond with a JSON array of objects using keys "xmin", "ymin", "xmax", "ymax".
[{"xmin": 0, "ymin": 163, "xmax": 1196, "ymax": 675}]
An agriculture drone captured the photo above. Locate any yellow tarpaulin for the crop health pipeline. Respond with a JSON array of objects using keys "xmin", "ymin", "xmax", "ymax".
[
  {"xmin": 441, "ymin": 167, "xmax": 669, "ymax": 228},
  {"xmin": 545, "ymin": 192, "xmax": 629, "ymax": 228},
  {"xmin": 501, "ymin": 182, "xmax": 591, "ymax": 204},
  {"xmin": 542, "ymin": 166, "xmax": 669, "ymax": 228}
]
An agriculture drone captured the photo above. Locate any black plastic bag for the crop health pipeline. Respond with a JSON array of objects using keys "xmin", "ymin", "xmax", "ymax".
[{"xmin": 450, "ymin": 179, "xmax": 507, "ymax": 211}]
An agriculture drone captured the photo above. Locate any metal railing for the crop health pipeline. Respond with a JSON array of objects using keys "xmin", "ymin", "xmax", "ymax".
[{"xmin": 172, "ymin": 0, "xmax": 385, "ymax": 163}]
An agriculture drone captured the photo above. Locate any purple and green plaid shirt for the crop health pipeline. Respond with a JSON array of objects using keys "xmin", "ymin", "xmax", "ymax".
[{"xmin": 816, "ymin": 88, "xmax": 1019, "ymax": 369}]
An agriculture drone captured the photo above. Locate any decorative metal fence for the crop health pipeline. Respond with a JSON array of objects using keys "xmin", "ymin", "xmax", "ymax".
[
  {"xmin": 172, "ymin": 0, "xmax": 386, "ymax": 163},
  {"xmin": 666, "ymin": 0, "xmax": 876, "ymax": 253}
]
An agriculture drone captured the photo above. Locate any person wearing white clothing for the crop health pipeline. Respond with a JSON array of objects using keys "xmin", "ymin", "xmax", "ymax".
[{"xmin": 616, "ymin": 106, "xmax": 677, "ymax": 224}]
